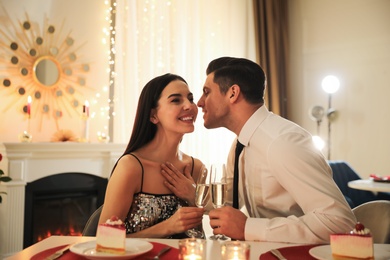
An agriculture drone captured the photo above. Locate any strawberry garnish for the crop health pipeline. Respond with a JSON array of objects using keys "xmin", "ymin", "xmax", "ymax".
[
  {"xmin": 355, "ymin": 222, "xmax": 365, "ymax": 231},
  {"xmin": 110, "ymin": 216, "xmax": 119, "ymax": 221}
]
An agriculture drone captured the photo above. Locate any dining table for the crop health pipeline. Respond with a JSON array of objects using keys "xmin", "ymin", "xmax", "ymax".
[
  {"xmin": 5, "ymin": 235, "xmax": 323, "ymax": 260},
  {"xmin": 5, "ymin": 215, "xmax": 390, "ymax": 260},
  {"xmin": 6, "ymin": 235, "xmax": 390, "ymax": 260},
  {"xmin": 348, "ymin": 179, "xmax": 390, "ymax": 193}
]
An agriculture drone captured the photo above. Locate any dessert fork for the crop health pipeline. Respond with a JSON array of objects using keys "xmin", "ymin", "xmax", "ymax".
[
  {"xmin": 146, "ymin": 246, "xmax": 171, "ymax": 260},
  {"xmin": 270, "ymin": 249, "xmax": 287, "ymax": 260},
  {"xmin": 45, "ymin": 244, "xmax": 73, "ymax": 260}
]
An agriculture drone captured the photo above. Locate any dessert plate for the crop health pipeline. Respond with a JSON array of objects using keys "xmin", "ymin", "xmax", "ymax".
[
  {"xmin": 70, "ymin": 239, "xmax": 153, "ymax": 260},
  {"xmin": 309, "ymin": 244, "xmax": 390, "ymax": 260},
  {"xmin": 370, "ymin": 174, "xmax": 390, "ymax": 183}
]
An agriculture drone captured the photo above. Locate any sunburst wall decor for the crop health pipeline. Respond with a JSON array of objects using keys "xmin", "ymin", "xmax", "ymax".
[{"xmin": 0, "ymin": 7, "xmax": 94, "ymax": 130}]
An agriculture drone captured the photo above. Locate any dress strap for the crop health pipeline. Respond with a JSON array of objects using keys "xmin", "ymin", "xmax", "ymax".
[
  {"xmin": 190, "ymin": 156, "xmax": 194, "ymax": 176},
  {"xmin": 129, "ymin": 153, "xmax": 144, "ymax": 192}
]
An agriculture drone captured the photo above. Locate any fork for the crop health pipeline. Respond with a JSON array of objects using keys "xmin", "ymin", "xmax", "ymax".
[
  {"xmin": 270, "ymin": 249, "xmax": 287, "ymax": 260},
  {"xmin": 45, "ymin": 244, "xmax": 73, "ymax": 260},
  {"xmin": 146, "ymin": 246, "xmax": 171, "ymax": 260}
]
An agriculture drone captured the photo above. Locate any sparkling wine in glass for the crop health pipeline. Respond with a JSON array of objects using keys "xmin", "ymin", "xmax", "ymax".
[
  {"xmin": 211, "ymin": 182, "xmax": 227, "ymax": 208},
  {"xmin": 185, "ymin": 165, "xmax": 209, "ymax": 238},
  {"xmin": 209, "ymin": 163, "xmax": 229, "ymax": 240},
  {"xmin": 195, "ymin": 183, "xmax": 210, "ymax": 208}
]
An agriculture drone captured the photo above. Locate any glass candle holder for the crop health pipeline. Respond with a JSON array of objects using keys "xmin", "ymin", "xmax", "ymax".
[
  {"xmin": 178, "ymin": 238, "xmax": 206, "ymax": 260},
  {"xmin": 221, "ymin": 241, "xmax": 250, "ymax": 260},
  {"xmin": 97, "ymin": 132, "xmax": 110, "ymax": 143},
  {"xmin": 18, "ymin": 130, "xmax": 32, "ymax": 143}
]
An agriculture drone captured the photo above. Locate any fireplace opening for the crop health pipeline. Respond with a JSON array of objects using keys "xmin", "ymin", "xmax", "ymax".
[{"xmin": 24, "ymin": 172, "xmax": 107, "ymax": 248}]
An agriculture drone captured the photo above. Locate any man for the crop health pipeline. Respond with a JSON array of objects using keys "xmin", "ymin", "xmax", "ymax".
[{"xmin": 197, "ymin": 57, "xmax": 356, "ymax": 243}]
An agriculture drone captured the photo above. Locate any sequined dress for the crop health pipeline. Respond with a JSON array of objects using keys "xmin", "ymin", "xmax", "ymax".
[{"xmin": 124, "ymin": 154, "xmax": 194, "ymax": 238}]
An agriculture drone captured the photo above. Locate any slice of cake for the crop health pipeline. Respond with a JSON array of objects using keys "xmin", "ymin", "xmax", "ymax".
[
  {"xmin": 330, "ymin": 222, "xmax": 374, "ymax": 259},
  {"xmin": 96, "ymin": 216, "xmax": 126, "ymax": 255}
]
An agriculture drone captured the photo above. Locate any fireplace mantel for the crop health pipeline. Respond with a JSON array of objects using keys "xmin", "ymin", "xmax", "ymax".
[{"xmin": 0, "ymin": 142, "xmax": 126, "ymax": 258}]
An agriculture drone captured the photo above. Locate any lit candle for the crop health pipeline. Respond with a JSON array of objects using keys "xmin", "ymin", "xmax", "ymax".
[
  {"xmin": 27, "ymin": 96, "xmax": 32, "ymax": 116},
  {"xmin": 179, "ymin": 238, "xmax": 205, "ymax": 260},
  {"xmin": 221, "ymin": 241, "xmax": 250, "ymax": 260},
  {"xmin": 183, "ymin": 254, "xmax": 202, "ymax": 260},
  {"xmin": 83, "ymin": 100, "xmax": 89, "ymax": 117}
]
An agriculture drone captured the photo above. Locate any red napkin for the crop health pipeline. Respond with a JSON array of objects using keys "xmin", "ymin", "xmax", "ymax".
[
  {"xmin": 31, "ymin": 242, "xmax": 178, "ymax": 260},
  {"xmin": 31, "ymin": 244, "xmax": 84, "ymax": 260},
  {"xmin": 370, "ymin": 174, "xmax": 390, "ymax": 182},
  {"xmin": 259, "ymin": 244, "xmax": 320, "ymax": 260},
  {"xmin": 134, "ymin": 242, "xmax": 178, "ymax": 259}
]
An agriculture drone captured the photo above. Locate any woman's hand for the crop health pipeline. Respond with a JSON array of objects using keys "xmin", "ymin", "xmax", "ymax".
[
  {"xmin": 165, "ymin": 207, "xmax": 205, "ymax": 235},
  {"xmin": 161, "ymin": 162, "xmax": 196, "ymax": 205}
]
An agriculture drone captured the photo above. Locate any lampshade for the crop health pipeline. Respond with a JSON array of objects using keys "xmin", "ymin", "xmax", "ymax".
[
  {"xmin": 321, "ymin": 75, "xmax": 340, "ymax": 94},
  {"xmin": 312, "ymin": 135, "xmax": 325, "ymax": 150}
]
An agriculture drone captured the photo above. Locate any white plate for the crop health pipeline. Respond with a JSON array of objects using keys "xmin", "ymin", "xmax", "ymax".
[
  {"xmin": 70, "ymin": 239, "xmax": 153, "ymax": 260},
  {"xmin": 309, "ymin": 244, "xmax": 390, "ymax": 260}
]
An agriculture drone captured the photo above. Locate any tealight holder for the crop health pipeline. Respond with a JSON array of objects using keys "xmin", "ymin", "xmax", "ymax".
[
  {"xmin": 19, "ymin": 130, "xmax": 32, "ymax": 143},
  {"xmin": 221, "ymin": 241, "xmax": 250, "ymax": 260},
  {"xmin": 178, "ymin": 238, "xmax": 206, "ymax": 260},
  {"xmin": 19, "ymin": 116, "xmax": 32, "ymax": 143},
  {"xmin": 97, "ymin": 132, "xmax": 110, "ymax": 143}
]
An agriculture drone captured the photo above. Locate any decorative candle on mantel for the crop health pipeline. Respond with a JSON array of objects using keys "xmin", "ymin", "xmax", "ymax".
[
  {"xmin": 19, "ymin": 95, "xmax": 33, "ymax": 142},
  {"xmin": 82, "ymin": 100, "xmax": 90, "ymax": 117},
  {"xmin": 27, "ymin": 95, "xmax": 32, "ymax": 117},
  {"xmin": 79, "ymin": 100, "xmax": 90, "ymax": 142}
]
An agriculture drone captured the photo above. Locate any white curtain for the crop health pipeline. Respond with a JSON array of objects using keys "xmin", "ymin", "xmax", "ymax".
[{"xmin": 113, "ymin": 0, "xmax": 256, "ymax": 165}]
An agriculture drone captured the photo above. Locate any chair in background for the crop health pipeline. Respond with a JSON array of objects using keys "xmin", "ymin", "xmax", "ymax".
[
  {"xmin": 82, "ymin": 205, "xmax": 103, "ymax": 236},
  {"xmin": 352, "ymin": 200, "xmax": 390, "ymax": 243},
  {"xmin": 328, "ymin": 160, "xmax": 380, "ymax": 208}
]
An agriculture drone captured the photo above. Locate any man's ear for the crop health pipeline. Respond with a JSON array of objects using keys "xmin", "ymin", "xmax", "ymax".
[
  {"xmin": 150, "ymin": 109, "xmax": 158, "ymax": 124},
  {"xmin": 229, "ymin": 84, "xmax": 240, "ymax": 102}
]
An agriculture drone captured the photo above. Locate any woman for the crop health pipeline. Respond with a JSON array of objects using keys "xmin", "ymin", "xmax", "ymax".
[{"xmin": 99, "ymin": 73, "xmax": 205, "ymax": 238}]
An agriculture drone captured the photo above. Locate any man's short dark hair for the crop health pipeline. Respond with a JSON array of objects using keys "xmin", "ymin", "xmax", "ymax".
[{"xmin": 206, "ymin": 57, "xmax": 266, "ymax": 104}]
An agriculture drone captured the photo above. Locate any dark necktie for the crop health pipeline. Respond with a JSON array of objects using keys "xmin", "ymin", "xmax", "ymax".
[{"xmin": 233, "ymin": 140, "xmax": 244, "ymax": 209}]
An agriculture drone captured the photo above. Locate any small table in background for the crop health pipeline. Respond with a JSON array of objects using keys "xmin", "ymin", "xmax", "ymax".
[{"xmin": 348, "ymin": 179, "xmax": 390, "ymax": 193}]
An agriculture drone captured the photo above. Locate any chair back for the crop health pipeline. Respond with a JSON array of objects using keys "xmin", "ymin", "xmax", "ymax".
[
  {"xmin": 352, "ymin": 200, "xmax": 390, "ymax": 243},
  {"xmin": 329, "ymin": 160, "xmax": 378, "ymax": 207},
  {"xmin": 82, "ymin": 205, "xmax": 103, "ymax": 236}
]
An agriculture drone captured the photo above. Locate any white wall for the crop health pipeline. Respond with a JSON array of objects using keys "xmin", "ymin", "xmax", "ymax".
[
  {"xmin": 0, "ymin": 0, "xmax": 109, "ymax": 143},
  {"xmin": 288, "ymin": 0, "xmax": 390, "ymax": 177},
  {"xmin": 1, "ymin": 0, "xmax": 390, "ymax": 178}
]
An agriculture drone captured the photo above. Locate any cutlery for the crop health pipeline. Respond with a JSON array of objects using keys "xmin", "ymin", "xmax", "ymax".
[
  {"xmin": 146, "ymin": 246, "xmax": 171, "ymax": 260},
  {"xmin": 45, "ymin": 244, "xmax": 73, "ymax": 260},
  {"xmin": 270, "ymin": 249, "xmax": 287, "ymax": 260}
]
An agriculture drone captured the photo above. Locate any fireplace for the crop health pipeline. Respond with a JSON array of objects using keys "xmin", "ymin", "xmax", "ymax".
[
  {"xmin": 24, "ymin": 172, "xmax": 107, "ymax": 248},
  {"xmin": 0, "ymin": 142, "xmax": 126, "ymax": 258}
]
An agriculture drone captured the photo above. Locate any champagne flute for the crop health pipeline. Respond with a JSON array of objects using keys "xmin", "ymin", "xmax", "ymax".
[
  {"xmin": 209, "ymin": 163, "xmax": 229, "ymax": 240},
  {"xmin": 185, "ymin": 165, "xmax": 209, "ymax": 238}
]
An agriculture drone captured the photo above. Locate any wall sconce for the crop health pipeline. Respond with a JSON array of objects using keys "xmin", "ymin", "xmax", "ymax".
[{"xmin": 309, "ymin": 75, "xmax": 340, "ymax": 159}]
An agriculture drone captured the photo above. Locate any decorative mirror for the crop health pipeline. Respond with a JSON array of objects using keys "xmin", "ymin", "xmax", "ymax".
[
  {"xmin": 33, "ymin": 56, "xmax": 61, "ymax": 87},
  {"xmin": 0, "ymin": 11, "xmax": 93, "ymax": 129}
]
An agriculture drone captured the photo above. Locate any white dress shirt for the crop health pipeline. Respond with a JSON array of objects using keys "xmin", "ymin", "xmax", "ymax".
[{"xmin": 226, "ymin": 106, "xmax": 356, "ymax": 243}]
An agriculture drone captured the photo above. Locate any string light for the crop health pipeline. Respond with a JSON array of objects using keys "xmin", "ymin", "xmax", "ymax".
[{"xmin": 100, "ymin": 0, "xmax": 117, "ymax": 141}]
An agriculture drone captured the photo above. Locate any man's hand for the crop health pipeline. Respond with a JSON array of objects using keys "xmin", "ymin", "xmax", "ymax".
[{"xmin": 208, "ymin": 206, "xmax": 247, "ymax": 240}]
